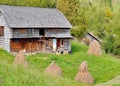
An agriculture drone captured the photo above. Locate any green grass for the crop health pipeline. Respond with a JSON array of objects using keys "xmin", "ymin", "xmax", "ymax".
[
  {"xmin": 1, "ymin": 40, "xmax": 120, "ymax": 86},
  {"xmin": 0, "ymin": 61, "xmax": 85, "ymax": 86},
  {"xmin": 113, "ymin": 85, "xmax": 120, "ymax": 86}
]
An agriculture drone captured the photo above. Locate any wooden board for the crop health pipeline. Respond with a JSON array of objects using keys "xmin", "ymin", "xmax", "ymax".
[{"xmin": 10, "ymin": 38, "xmax": 40, "ymax": 52}]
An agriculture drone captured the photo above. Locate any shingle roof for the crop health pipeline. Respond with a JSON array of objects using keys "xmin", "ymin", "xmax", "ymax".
[{"xmin": 0, "ymin": 5, "xmax": 72, "ymax": 28}]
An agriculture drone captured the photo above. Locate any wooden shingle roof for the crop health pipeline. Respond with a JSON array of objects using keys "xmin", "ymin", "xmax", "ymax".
[{"xmin": 0, "ymin": 5, "xmax": 72, "ymax": 28}]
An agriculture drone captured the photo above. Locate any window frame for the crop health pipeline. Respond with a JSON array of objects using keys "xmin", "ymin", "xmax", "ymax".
[{"xmin": 0, "ymin": 26, "xmax": 4, "ymax": 36}]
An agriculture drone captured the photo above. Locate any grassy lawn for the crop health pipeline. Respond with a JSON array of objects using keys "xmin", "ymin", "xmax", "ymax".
[{"xmin": 0, "ymin": 40, "xmax": 120, "ymax": 86}]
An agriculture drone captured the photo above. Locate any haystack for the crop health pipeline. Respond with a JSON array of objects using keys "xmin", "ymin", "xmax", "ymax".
[
  {"xmin": 74, "ymin": 61, "xmax": 94, "ymax": 84},
  {"xmin": 14, "ymin": 49, "xmax": 28, "ymax": 67},
  {"xmin": 44, "ymin": 61, "xmax": 62, "ymax": 77},
  {"xmin": 87, "ymin": 40, "xmax": 102, "ymax": 56}
]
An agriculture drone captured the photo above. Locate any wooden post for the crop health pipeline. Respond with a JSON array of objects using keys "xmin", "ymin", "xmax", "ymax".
[
  {"xmin": 29, "ymin": 42, "xmax": 31, "ymax": 55},
  {"xmin": 37, "ymin": 41, "xmax": 39, "ymax": 51}
]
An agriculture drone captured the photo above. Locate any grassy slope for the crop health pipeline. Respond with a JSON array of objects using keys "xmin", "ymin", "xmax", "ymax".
[
  {"xmin": 0, "ymin": 45, "xmax": 85, "ymax": 86},
  {"xmin": 1, "ymin": 40, "xmax": 120, "ymax": 86}
]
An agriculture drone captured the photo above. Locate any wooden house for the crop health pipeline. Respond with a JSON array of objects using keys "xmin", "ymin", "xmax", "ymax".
[
  {"xmin": 85, "ymin": 32, "xmax": 100, "ymax": 43},
  {"xmin": 0, "ymin": 5, "xmax": 72, "ymax": 53},
  {"xmin": 81, "ymin": 32, "xmax": 100, "ymax": 46}
]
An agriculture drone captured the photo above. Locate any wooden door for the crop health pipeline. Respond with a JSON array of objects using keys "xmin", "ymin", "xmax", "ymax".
[
  {"xmin": 10, "ymin": 39, "xmax": 22, "ymax": 52},
  {"xmin": 57, "ymin": 39, "xmax": 60, "ymax": 48}
]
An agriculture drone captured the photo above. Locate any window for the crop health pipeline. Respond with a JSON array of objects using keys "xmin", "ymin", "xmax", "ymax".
[
  {"xmin": 27, "ymin": 29, "xmax": 32, "ymax": 34},
  {"xmin": 19, "ymin": 29, "xmax": 26, "ymax": 33},
  {"xmin": 27, "ymin": 29, "xmax": 35, "ymax": 34},
  {"xmin": 32, "ymin": 29, "xmax": 34, "ymax": 34},
  {"xmin": 39, "ymin": 29, "xmax": 45, "ymax": 36},
  {"xmin": 13, "ymin": 29, "xmax": 18, "ymax": 33},
  {"xmin": 61, "ymin": 40, "xmax": 64, "ymax": 45},
  {"xmin": 0, "ymin": 26, "xmax": 4, "ymax": 36},
  {"xmin": 13, "ymin": 29, "xmax": 26, "ymax": 34}
]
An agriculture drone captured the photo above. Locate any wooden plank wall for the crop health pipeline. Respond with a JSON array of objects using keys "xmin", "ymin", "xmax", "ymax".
[
  {"xmin": 10, "ymin": 39, "xmax": 39, "ymax": 52},
  {"xmin": 12, "ymin": 29, "xmax": 39, "ymax": 38},
  {"xmin": 45, "ymin": 29, "xmax": 70, "ymax": 37},
  {"xmin": 0, "ymin": 37, "xmax": 4, "ymax": 48},
  {"xmin": 0, "ymin": 13, "xmax": 12, "ymax": 52}
]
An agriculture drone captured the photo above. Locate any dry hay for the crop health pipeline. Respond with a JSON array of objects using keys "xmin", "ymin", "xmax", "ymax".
[
  {"xmin": 44, "ymin": 61, "xmax": 62, "ymax": 77},
  {"xmin": 14, "ymin": 49, "xmax": 28, "ymax": 67},
  {"xmin": 87, "ymin": 40, "xmax": 102, "ymax": 56},
  {"xmin": 74, "ymin": 61, "xmax": 94, "ymax": 84}
]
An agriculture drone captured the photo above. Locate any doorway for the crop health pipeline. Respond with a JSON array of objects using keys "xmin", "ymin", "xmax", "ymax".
[
  {"xmin": 53, "ymin": 39, "xmax": 57, "ymax": 51},
  {"xmin": 57, "ymin": 39, "xmax": 60, "ymax": 49}
]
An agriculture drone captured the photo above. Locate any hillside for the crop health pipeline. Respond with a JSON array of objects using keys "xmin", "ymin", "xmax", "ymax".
[{"xmin": 1, "ymin": 40, "xmax": 120, "ymax": 86}]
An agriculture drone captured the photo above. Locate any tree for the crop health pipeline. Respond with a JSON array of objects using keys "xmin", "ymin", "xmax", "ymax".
[{"xmin": 58, "ymin": 0, "xmax": 90, "ymax": 38}]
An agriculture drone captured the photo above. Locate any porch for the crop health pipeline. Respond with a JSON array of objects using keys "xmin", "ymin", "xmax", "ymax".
[{"xmin": 10, "ymin": 38, "xmax": 71, "ymax": 54}]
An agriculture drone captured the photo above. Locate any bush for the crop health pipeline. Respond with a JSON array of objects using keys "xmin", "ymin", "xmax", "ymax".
[{"xmin": 102, "ymin": 34, "xmax": 120, "ymax": 56}]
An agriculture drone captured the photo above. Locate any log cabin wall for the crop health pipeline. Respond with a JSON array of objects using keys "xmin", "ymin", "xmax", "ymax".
[
  {"xmin": 0, "ymin": 12, "xmax": 12, "ymax": 52},
  {"xmin": 45, "ymin": 28, "xmax": 71, "ymax": 52},
  {"xmin": 0, "ymin": 36, "xmax": 4, "ymax": 48},
  {"xmin": 45, "ymin": 29, "xmax": 70, "ymax": 37},
  {"xmin": 10, "ymin": 28, "xmax": 71, "ymax": 53},
  {"xmin": 12, "ymin": 29, "xmax": 40, "ymax": 38},
  {"xmin": 0, "ymin": 26, "xmax": 4, "ymax": 48},
  {"xmin": 61, "ymin": 39, "xmax": 71, "ymax": 51},
  {"xmin": 10, "ymin": 38, "xmax": 40, "ymax": 53}
]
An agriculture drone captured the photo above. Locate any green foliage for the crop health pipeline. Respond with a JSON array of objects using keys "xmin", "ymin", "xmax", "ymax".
[
  {"xmin": 0, "ymin": 0, "xmax": 56, "ymax": 8},
  {"xmin": 71, "ymin": 26, "xmax": 86, "ymax": 38},
  {"xmin": 102, "ymin": 34, "xmax": 115, "ymax": 54},
  {"xmin": 58, "ymin": 0, "xmax": 90, "ymax": 39},
  {"xmin": 58, "ymin": 0, "xmax": 80, "ymax": 25}
]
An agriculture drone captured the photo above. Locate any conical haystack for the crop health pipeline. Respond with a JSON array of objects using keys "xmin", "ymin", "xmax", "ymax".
[
  {"xmin": 74, "ymin": 61, "xmax": 94, "ymax": 84},
  {"xmin": 87, "ymin": 40, "xmax": 102, "ymax": 56},
  {"xmin": 14, "ymin": 49, "xmax": 28, "ymax": 67},
  {"xmin": 44, "ymin": 61, "xmax": 62, "ymax": 77}
]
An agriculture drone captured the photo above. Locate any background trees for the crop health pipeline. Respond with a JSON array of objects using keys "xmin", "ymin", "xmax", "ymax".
[
  {"xmin": 58, "ymin": 0, "xmax": 120, "ymax": 56},
  {"xmin": 0, "ymin": 0, "xmax": 57, "ymax": 8}
]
